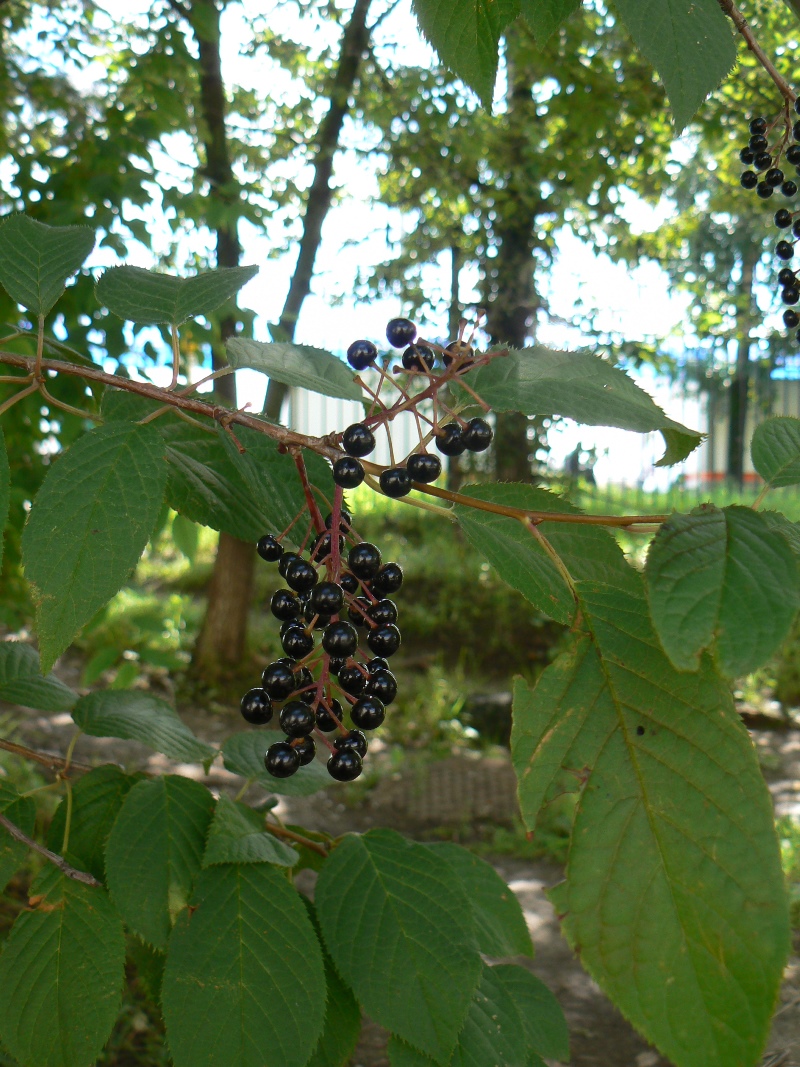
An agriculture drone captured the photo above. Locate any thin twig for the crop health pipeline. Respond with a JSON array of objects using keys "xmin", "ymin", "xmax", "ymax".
[
  {"xmin": 718, "ymin": 0, "xmax": 797, "ymax": 103},
  {"xmin": 0, "ymin": 813, "xmax": 102, "ymax": 887},
  {"xmin": 263, "ymin": 821, "xmax": 329, "ymax": 857},
  {"xmin": 0, "ymin": 737, "xmax": 93, "ymax": 774}
]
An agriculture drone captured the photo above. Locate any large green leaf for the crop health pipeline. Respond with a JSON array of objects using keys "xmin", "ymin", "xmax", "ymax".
[
  {"xmin": 222, "ymin": 730, "xmax": 330, "ymax": 797},
  {"xmin": 306, "ymin": 942, "xmax": 362, "ymax": 1067},
  {"xmin": 491, "ymin": 965, "xmax": 569, "ymax": 1061},
  {"xmin": 316, "ymin": 829, "xmax": 482, "ymax": 1064},
  {"xmin": 645, "ymin": 505, "xmax": 798, "ymax": 675},
  {"xmin": 72, "ymin": 690, "xmax": 215, "ymax": 764},
  {"xmin": 95, "ymin": 264, "xmax": 258, "ymax": 325},
  {"xmin": 202, "ymin": 794, "xmax": 298, "ymax": 867},
  {"xmin": 469, "ymin": 349, "xmax": 702, "ymax": 465},
  {"xmin": 226, "ymin": 338, "xmax": 363, "ymax": 402},
  {"xmin": 162, "ymin": 863, "xmax": 326, "ymax": 1067},
  {"xmin": 519, "ymin": 0, "xmax": 580, "ymax": 40},
  {"xmin": 105, "ymin": 776, "xmax": 214, "ymax": 949},
  {"xmin": 425, "ymin": 842, "xmax": 533, "ymax": 958},
  {"xmin": 410, "ymin": 0, "xmax": 519, "ymax": 106},
  {"xmin": 751, "ymin": 416, "xmax": 800, "ymax": 489},
  {"xmin": 611, "ymin": 0, "xmax": 736, "ymax": 131},
  {"xmin": 0, "ymin": 428, "xmax": 8, "ymax": 572},
  {"xmin": 0, "ymin": 214, "xmax": 95, "ymax": 316},
  {"xmin": 454, "ymin": 483, "xmax": 639, "ymax": 625},
  {"xmin": 0, "ymin": 782, "xmax": 36, "ymax": 893},
  {"xmin": 0, "ymin": 869, "xmax": 125, "ymax": 1067},
  {"xmin": 47, "ymin": 765, "xmax": 141, "ymax": 883},
  {"xmin": 0, "ymin": 641, "xmax": 77, "ymax": 711},
  {"xmin": 21, "ymin": 421, "xmax": 167, "ymax": 672},
  {"xmin": 511, "ymin": 583, "xmax": 789, "ymax": 1067}
]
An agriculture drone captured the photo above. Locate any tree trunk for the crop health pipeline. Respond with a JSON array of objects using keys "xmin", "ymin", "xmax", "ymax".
[
  {"xmin": 263, "ymin": 0, "xmax": 372, "ymax": 421},
  {"xmin": 726, "ymin": 246, "xmax": 758, "ymax": 487}
]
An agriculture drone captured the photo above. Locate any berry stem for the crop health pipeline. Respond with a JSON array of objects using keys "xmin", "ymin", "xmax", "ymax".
[
  {"xmin": 331, "ymin": 485, "xmax": 344, "ymax": 578},
  {"xmin": 717, "ymin": 0, "xmax": 796, "ymax": 104},
  {"xmin": 293, "ymin": 450, "xmax": 326, "ymax": 533},
  {"xmin": 263, "ymin": 821, "xmax": 330, "ymax": 857}
]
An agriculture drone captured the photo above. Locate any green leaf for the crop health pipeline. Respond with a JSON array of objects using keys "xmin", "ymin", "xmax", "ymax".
[
  {"xmin": 410, "ymin": 0, "xmax": 519, "ymax": 106},
  {"xmin": 470, "ymin": 349, "xmax": 702, "ymax": 465},
  {"xmin": 226, "ymin": 338, "xmax": 363, "ymax": 402},
  {"xmin": 0, "ymin": 641, "xmax": 77, "ymax": 711},
  {"xmin": 95, "ymin": 264, "xmax": 258, "ymax": 326},
  {"xmin": 491, "ymin": 965, "xmax": 569, "ymax": 1061},
  {"xmin": 72, "ymin": 689, "xmax": 215, "ymax": 763},
  {"xmin": 0, "ymin": 427, "xmax": 8, "ymax": 572},
  {"xmin": 761, "ymin": 510, "xmax": 800, "ymax": 558},
  {"xmin": 21, "ymin": 421, "xmax": 167, "ymax": 672},
  {"xmin": 519, "ymin": 0, "xmax": 580, "ymax": 40},
  {"xmin": 0, "ymin": 869, "xmax": 125, "ymax": 1067},
  {"xmin": 222, "ymin": 730, "xmax": 330, "ymax": 797},
  {"xmin": 611, "ymin": 0, "xmax": 736, "ymax": 132},
  {"xmin": 751, "ymin": 416, "xmax": 800, "ymax": 489},
  {"xmin": 0, "ymin": 783, "xmax": 36, "ymax": 893},
  {"xmin": 171, "ymin": 512, "xmax": 199, "ymax": 562},
  {"xmin": 306, "ymin": 931, "xmax": 362, "ymax": 1067},
  {"xmin": 0, "ymin": 214, "xmax": 95, "ymax": 316},
  {"xmin": 454, "ymin": 483, "xmax": 639, "ymax": 625},
  {"xmin": 645, "ymin": 505, "xmax": 798, "ymax": 675},
  {"xmin": 511, "ymin": 583, "xmax": 790, "ymax": 1067},
  {"xmin": 47, "ymin": 765, "xmax": 141, "ymax": 883},
  {"xmin": 202, "ymin": 794, "xmax": 298, "ymax": 867},
  {"xmin": 425, "ymin": 842, "xmax": 534, "ymax": 958},
  {"xmin": 316, "ymin": 828, "xmax": 481, "ymax": 1063},
  {"xmin": 162, "ymin": 863, "xmax": 326, "ymax": 1067},
  {"xmin": 105, "ymin": 776, "xmax": 214, "ymax": 949}
]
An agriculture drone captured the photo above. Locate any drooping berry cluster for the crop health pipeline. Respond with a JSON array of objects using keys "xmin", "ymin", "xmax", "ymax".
[
  {"xmin": 333, "ymin": 317, "xmax": 494, "ymax": 497},
  {"xmin": 239, "ymin": 511, "xmax": 403, "ymax": 783}
]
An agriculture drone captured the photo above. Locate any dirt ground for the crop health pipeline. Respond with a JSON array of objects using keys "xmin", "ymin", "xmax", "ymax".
[{"xmin": 2, "ymin": 691, "xmax": 800, "ymax": 1067}]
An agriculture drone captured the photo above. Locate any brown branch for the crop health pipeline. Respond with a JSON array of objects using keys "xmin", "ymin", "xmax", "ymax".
[
  {"xmin": 717, "ymin": 0, "xmax": 797, "ymax": 103},
  {"xmin": 0, "ymin": 813, "xmax": 102, "ymax": 887},
  {"xmin": 263, "ymin": 822, "xmax": 329, "ymax": 857},
  {"xmin": 0, "ymin": 737, "xmax": 93, "ymax": 774}
]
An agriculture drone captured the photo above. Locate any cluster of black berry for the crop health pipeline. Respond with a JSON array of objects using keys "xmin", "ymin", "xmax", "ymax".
[
  {"xmin": 739, "ymin": 109, "xmax": 800, "ymax": 200},
  {"xmin": 332, "ymin": 317, "xmax": 494, "ymax": 497},
  {"xmin": 239, "ymin": 512, "xmax": 403, "ymax": 783}
]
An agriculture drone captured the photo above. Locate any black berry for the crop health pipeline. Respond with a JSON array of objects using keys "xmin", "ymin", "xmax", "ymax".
[
  {"xmin": 788, "ymin": 145, "xmax": 800, "ymax": 165},
  {"xmin": 240, "ymin": 688, "xmax": 273, "ymax": 725},
  {"xmin": 750, "ymin": 117, "xmax": 767, "ymax": 134},
  {"xmin": 368, "ymin": 657, "xmax": 390, "ymax": 672},
  {"xmin": 784, "ymin": 181, "xmax": 799, "ymax": 198},
  {"xmin": 340, "ymin": 572, "xmax": 359, "ymax": 594},
  {"xmin": 784, "ymin": 309, "xmax": 799, "ymax": 328},
  {"xmin": 348, "ymin": 596, "xmax": 371, "ymax": 626},
  {"xmin": 776, "ymin": 209, "xmax": 792, "ymax": 228},
  {"xmin": 257, "ymin": 534, "xmax": 283, "ymax": 562},
  {"xmin": 755, "ymin": 152, "xmax": 773, "ymax": 171},
  {"xmin": 328, "ymin": 657, "xmax": 346, "ymax": 676},
  {"xmin": 407, "ymin": 453, "xmax": 441, "ymax": 483},
  {"xmin": 271, "ymin": 589, "xmax": 300, "ymax": 621},
  {"xmin": 278, "ymin": 552, "xmax": 299, "ymax": 579},
  {"xmin": 348, "ymin": 542, "xmax": 382, "ymax": 580},
  {"xmin": 402, "ymin": 343, "xmax": 435, "ymax": 371},
  {"xmin": 777, "ymin": 241, "xmax": 794, "ymax": 260},
  {"xmin": 347, "ymin": 339, "xmax": 378, "ymax": 371},
  {"xmin": 292, "ymin": 735, "xmax": 317, "ymax": 766},
  {"xmin": 281, "ymin": 625, "xmax": 315, "ymax": 659},
  {"xmin": 322, "ymin": 621, "xmax": 358, "ymax": 657},
  {"xmin": 338, "ymin": 665, "xmax": 367, "ymax": 696},
  {"xmin": 366, "ymin": 669, "xmax": 397, "ymax": 705},
  {"xmin": 436, "ymin": 423, "xmax": 467, "ymax": 456},
  {"xmin": 351, "ymin": 695, "xmax": 386, "ymax": 730},
  {"xmin": 293, "ymin": 665, "xmax": 314, "ymax": 693},
  {"xmin": 386, "ymin": 317, "xmax": 417, "ymax": 347},
  {"xmin": 316, "ymin": 697, "xmax": 344, "ymax": 731},
  {"xmin": 371, "ymin": 562, "xmax": 403, "ymax": 594},
  {"xmin": 379, "ymin": 467, "xmax": 413, "ymax": 498},
  {"xmin": 779, "ymin": 267, "xmax": 797, "ymax": 286},
  {"xmin": 463, "ymin": 417, "xmax": 493, "ymax": 452},
  {"xmin": 285, "ymin": 558, "xmax": 319, "ymax": 592},
  {"xmin": 757, "ymin": 181, "xmax": 774, "ymax": 199},
  {"xmin": 334, "ymin": 730, "xmax": 368, "ymax": 757},
  {"xmin": 749, "ymin": 133, "xmax": 768, "ymax": 152},
  {"xmin": 367, "ymin": 623, "xmax": 401, "ymax": 657},
  {"xmin": 342, "ymin": 423, "xmax": 376, "ymax": 457},
  {"xmin": 325, "ymin": 509, "xmax": 352, "ymax": 530},
  {"xmin": 443, "ymin": 340, "xmax": 473, "ymax": 367},
  {"xmin": 741, "ymin": 171, "xmax": 758, "ymax": 189},
  {"xmin": 767, "ymin": 167, "xmax": 785, "ymax": 187},
  {"xmin": 265, "ymin": 742, "xmax": 300, "ymax": 779},
  {"xmin": 794, "ymin": 221, "xmax": 800, "ymax": 239},
  {"xmin": 311, "ymin": 582, "xmax": 344, "ymax": 615},
  {"xmin": 368, "ymin": 599, "xmax": 398, "ymax": 625},
  {"xmin": 783, "ymin": 286, "xmax": 800, "ymax": 305},
  {"xmin": 793, "ymin": 120, "xmax": 800, "ymax": 140},
  {"xmin": 262, "ymin": 661, "xmax": 296, "ymax": 699},
  {"xmin": 739, "ymin": 147, "xmax": 755, "ymax": 165},
  {"xmin": 279, "ymin": 700, "xmax": 316, "ymax": 737},
  {"xmin": 327, "ymin": 750, "xmax": 362, "ymax": 782},
  {"xmin": 309, "ymin": 531, "xmax": 344, "ymax": 562},
  {"xmin": 333, "ymin": 457, "xmax": 365, "ymax": 488}
]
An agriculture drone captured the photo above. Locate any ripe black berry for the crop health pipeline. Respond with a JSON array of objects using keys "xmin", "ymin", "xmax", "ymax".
[
  {"xmin": 317, "ymin": 698, "xmax": 344, "ymax": 731},
  {"xmin": 783, "ymin": 286, "xmax": 800, "ymax": 305},
  {"xmin": 271, "ymin": 589, "xmax": 300, "ymax": 621},
  {"xmin": 757, "ymin": 181, "xmax": 774, "ymax": 199},
  {"xmin": 463, "ymin": 417, "xmax": 493, "ymax": 452},
  {"xmin": 749, "ymin": 133, "xmax": 768, "ymax": 152},
  {"xmin": 366, "ymin": 669, "xmax": 397, "ymax": 705},
  {"xmin": 794, "ymin": 221, "xmax": 800, "ymax": 239},
  {"xmin": 348, "ymin": 596, "xmax": 371, "ymax": 626},
  {"xmin": 340, "ymin": 572, "xmax": 359, "ymax": 595},
  {"xmin": 347, "ymin": 339, "xmax": 378, "ymax": 371},
  {"xmin": 776, "ymin": 209, "xmax": 792, "ymax": 228},
  {"xmin": 779, "ymin": 268, "xmax": 797, "ymax": 286},
  {"xmin": 292, "ymin": 735, "xmax": 316, "ymax": 766},
  {"xmin": 386, "ymin": 317, "xmax": 417, "ymax": 347},
  {"xmin": 322, "ymin": 621, "xmax": 359, "ymax": 657},
  {"xmin": 351, "ymin": 695, "xmax": 386, "ymax": 731},
  {"xmin": 784, "ymin": 309, "xmax": 799, "ymax": 328},
  {"xmin": 750, "ymin": 117, "xmax": 767, "ymax": 134},
  {"xmin": 257, "ymin": 534, "xmax": 283, "ymax": 562},
  {"xmin": 768, "ymin": 167, "xmax": 785, "ymax": 187},
  {"xmin": 309, "ymin": 531, "xmax": 344, "ymax": 562},
  {"xmin": 755, "ymin": 151, "xmax": 773, "ymax": 171},
  {"xmin": 333, "ymin": 457, "xmax": 365, "ymax": 488},
  {"xmin": 338, "ymin": 665, "xmax": 367, "ymax": 696},
  {"xmin": 793, "ymin": 120, "xmax": 800, "ymax": 140},
  {"xmin": 436, "ymin": 423, "xmax": 467, "ymax": 456},
  {"xmin": 348, "ymin": 542, "xmax": 382, "ymax": 580},
  {"xmin": 740, "ymin": 147, "xmax": 756, "ymax": 165},
  {"xmin": 262, "ymin": 661, "xmax": 296, "ymax": 699},
  {"xmin": 285, "ymin": 557, "xmax": 319, "ymax": 592},
  {"xmin": 240, "ymin": 688, "xmax": 273, "ymax": 725},
  {"xmin": 777, "ymin": 241, "xmax": 794, "ymax": 260},
  {"xmin": 367, "ymin": 623, "xmax": 401, "ymax": 657},
  {"xmin": 334, "ymin": 730, "xmax": 368, "ymax": 757},
  {"xmin": 325, "ymin": 509, "xmax": 352, "ymax": 530},
  {"xmin": 279, "ymin": 700, "xmax": 316, "ymax": 737},
  {"xmin": 265, "ymin": 742, "xmax": 300, "ymax": 779},
  {"xmin": 278, "ymin": 552, "xmax": 299, "ymax": 579},
  {"xmin": 443, "ymin": 340, "xmax": 473, "ymax": 367},
  {"xmin": 311, "ymin": 581, "xmax": 344, "ymax": 615},
  {"xmin": 292, "ymin": 665, "xmax": 314, "ymax": 693},
  {"xmin": 788, "ymin": 145, "xmax": 800, "ymax": 165},
  {"xmin": 328, "ymin": 657, "xmax": 346, "ymax": 676},
  {"xmin": 281, "ymin": 625, "xmax": 315, "ymax": 659},
  {"xmin": 402, "ymin": 343, "xmax": 435, "ymax": 371},
  {"xmin": 367, "ymin": 657, "xmax": 390, "ymax": 672},
  {"xmin": 407, "ymin": 452, "xmax": 441, "ymax": 483},
  {"xmin": 342, "ymin": 423, "xmax": 376, "ymax": 457},
  {"xmin": 368, "ymin": 599, "xmax": 398, "ymax": 625},
  {"xmin": 741, "ymin": 171, "xmax": 758, "ymax": 189},
  {"xmin": 784, "ymin": 181, "xmax": 799, "ymax": 198},
  {"xmin": 379, "ymin": 467, "xmax": 412, "ymax": 498},
  {"xmin": 327, "ymin": 750, "xmax": 362, "ymax": 782},
  {"xmin": 371, "ymin": 562, "xmax": 403, "ymax": 594}
]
